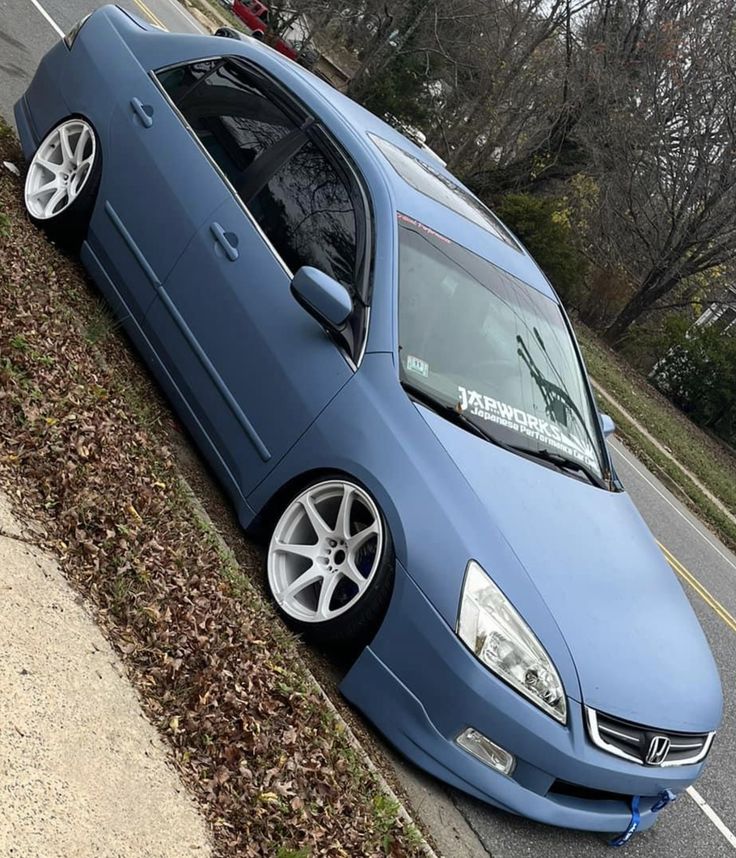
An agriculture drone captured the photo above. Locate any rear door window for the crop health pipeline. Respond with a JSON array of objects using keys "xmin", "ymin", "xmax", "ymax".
[{"xmin": 158, "ymin": 60, "xmax": 299, "ymax": 189}]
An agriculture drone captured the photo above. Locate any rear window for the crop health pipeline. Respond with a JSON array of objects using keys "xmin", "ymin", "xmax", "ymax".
[{"xmin": 370, "ymin": 134, "xmax": 518, "ymax": 249}]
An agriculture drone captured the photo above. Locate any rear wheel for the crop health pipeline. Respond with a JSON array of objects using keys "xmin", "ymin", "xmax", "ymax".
[
  {"xmin": 24, "ymin": 117, "xmax": 101, "ymax": 250},
  {"xmin": 267, "ymin": 478, "xmax": 394, "ymax": 646}
]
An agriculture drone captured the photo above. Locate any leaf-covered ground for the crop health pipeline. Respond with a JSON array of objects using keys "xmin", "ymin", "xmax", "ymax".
[{"xmin": 0, "ymin": 124, "xmax": 423, "ymax": 857}]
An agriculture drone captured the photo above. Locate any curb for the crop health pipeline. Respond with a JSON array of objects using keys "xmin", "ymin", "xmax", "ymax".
[{"xmin": 177, "ymin": 476, "xmax": 441, "ymax": 858}]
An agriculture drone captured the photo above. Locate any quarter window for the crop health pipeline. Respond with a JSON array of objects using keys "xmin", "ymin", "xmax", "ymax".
[{"xmin": 248, "ymin": 141, "xmax": 358, "ymax": 288}]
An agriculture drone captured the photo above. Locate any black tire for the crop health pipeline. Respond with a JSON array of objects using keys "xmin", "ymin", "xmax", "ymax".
[
  {"xmin": 266, "ymin": 476, "xmax": 395, "ymax": 648},
  {"xmin": 24, "ymin": 116, "xmax": 101, "ymax": 252}
]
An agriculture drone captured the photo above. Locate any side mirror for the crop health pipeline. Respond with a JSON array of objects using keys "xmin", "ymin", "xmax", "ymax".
[
  {"xmin": 291, "ymin": 266, "xmax": 353, "ymax": 333},
  {"xmin": 600, "ymin": 412, "xmax": 616, "ymax": 438}
]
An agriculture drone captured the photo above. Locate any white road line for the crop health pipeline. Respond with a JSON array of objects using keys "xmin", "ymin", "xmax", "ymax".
[
  {"xmin": 687, "ymin": 787, "xmax": 736, "ymax": 849},
  {"xmin": 28, "ymin": 0, "xmax": 64, "ymax": 37},
  {"xmin": 611, "ymin": 443, "xmax": 736, "ymax": 575},
  {"xmin": 158, "ymin": 0, "xmax": 206, "ymax": 32}
]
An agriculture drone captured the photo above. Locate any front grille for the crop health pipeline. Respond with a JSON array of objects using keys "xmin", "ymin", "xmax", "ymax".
[{"xmin": 586, "ymin": 707, "xmax": 714, "ymax": 767}]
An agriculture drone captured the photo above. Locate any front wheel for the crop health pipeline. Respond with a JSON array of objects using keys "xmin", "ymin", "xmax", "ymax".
[
  {"xmin": 267, "ymin": 478, "xmax": 394, "ymax": 646},
  {"xmin": 24, "ymin": 117, "xmax": 101, "ymax": 250}
]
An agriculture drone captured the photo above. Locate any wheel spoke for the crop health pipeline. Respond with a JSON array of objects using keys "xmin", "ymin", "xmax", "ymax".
[
  {"xmin": 348, "ymin": 521, "xmax": 378, "ymax": 553},
  {"xmin": 73, "ymin": 127, "xmax": 90, "ymax": 165},
  {"xmin": 35, "ymin": 156, "xmax": 63, "ymax": 175},
  {"xmin": 301, "ymin": 495, "xmax": 331, "ymax": 538},
  {"xmin": 29, "ymin": 179, "xmax": 58, "ymax": 202},
  {"xmin": 343, "ymin": 555, "xmax": 370, "ymax": 589},
  {"xmin": 280, "ymin": 568, "xmax": 323, "ymax": 603},
  {"xmin": 59, "ymin": 124, "xmax": 75, "ymax": 165},
  {"xmin": 272, "ymin": 538, "xmax": 318, "ymax": 560},
  {"xmin": 335, "ymin": 486, "xmax": 354, "ymax": 541},
  {"xmin": 316, "ymin": 573, "xmax": 341, "ymax": 619},
  {"xmin": 77, "ymin": 154, "xmax": 95, "ymax": 172},
  {"xmin": 44, "ymin": 188, "xmax": 67, "ymax": 217}
]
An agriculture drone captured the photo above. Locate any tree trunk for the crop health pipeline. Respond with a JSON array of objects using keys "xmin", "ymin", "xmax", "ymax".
[
  {"xmin": 604, "ymin": 270, "xmax": 680, "ymax": 344},
  {"xmin": 604, "ymin": 291, "xmax": 650, "ymax": 344}
]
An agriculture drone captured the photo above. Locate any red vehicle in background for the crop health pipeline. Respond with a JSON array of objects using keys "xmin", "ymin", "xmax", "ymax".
[{"xmin": 232, "ymin": 0, "xmax": 298, "ymax": 60}]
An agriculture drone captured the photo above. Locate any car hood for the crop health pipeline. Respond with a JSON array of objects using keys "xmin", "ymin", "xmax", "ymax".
[{"xmin": 418, "ymin": 407, "xmax": 723, "ymax": 733}]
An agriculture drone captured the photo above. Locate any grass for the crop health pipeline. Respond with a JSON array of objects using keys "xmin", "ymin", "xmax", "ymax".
[{"xmin": 577, "ymin": 326, "xmax": 736, "ymax": 551}]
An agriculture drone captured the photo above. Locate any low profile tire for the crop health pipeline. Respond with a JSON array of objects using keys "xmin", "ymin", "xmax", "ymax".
[
  {"xmin": 24, "ymin": 117, "xmax": 101, "ymax": 251},
  {"xmin": 267, "ymin": 478, "xmax": 394, "ymax": 646}
]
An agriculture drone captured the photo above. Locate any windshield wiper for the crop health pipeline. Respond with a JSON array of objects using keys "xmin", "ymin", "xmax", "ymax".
[
  {"xmin": 516, "ymin": 335, "xmax": 611, "ymax": 478},
  {"xmin": 401, "ymin": 381, "xmax": 514, "ymax": 452},
  {"xmin": 512, "ymin": 446, "xmax": 609, "ymax": 489}
]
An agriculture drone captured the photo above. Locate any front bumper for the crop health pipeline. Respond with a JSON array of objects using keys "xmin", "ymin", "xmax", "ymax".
[{"xmin": 341, "ymin": 563, "xmax": 707, "ymax": 833}]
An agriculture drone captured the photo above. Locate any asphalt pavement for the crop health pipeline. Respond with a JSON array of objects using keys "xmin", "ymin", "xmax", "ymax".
[
  {"xmin": 1, "ymin": 2, "xmax": 735, "ymax": 855},
  {"xmin": 0, "ymin": 0, "xmax": 203, "ymax": 126}
]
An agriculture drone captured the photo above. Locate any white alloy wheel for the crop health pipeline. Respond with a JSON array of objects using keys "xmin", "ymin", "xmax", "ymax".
[
  {"xmin": 268, "ymin": 480, "xmax": 384, "ymax": 624},
  {"xmin": 25, "ymin": 119, "xmax": 96, "ymax": 220}
]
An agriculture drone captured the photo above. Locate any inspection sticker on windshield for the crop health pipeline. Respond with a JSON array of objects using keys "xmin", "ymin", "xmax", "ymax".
[
  {"xmin": 407, "ymin": 355, "xmax": 429, "ymax": 378},
  {"xmin": 458, "ymin": 385, "xmax": 598, "ymax": 470}
]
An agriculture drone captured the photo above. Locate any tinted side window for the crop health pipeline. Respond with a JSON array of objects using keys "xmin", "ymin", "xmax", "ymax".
[
  {"xmin": 248, "ymin": 141, "xmax": 357, "ymax": 288},
  {"xmin": 158, "ymin": 60, "xmax": 218, "ymax": 104},
  {"xmin": 159, "ymin": 61, "xmax": 298, "ymax": 188}
]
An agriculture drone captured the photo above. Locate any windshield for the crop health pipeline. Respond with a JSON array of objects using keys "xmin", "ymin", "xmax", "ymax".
[{"xmin": 398, "ymin": 215, "xmax": 605, "ymax": 476}]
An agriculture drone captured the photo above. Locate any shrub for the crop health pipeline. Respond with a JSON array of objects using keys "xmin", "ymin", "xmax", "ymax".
[
  {"xmin": 652, "ymin": 316, "xmax": 736, "ymax": 446},
  {"xmin": 494, "ymin": 193, "xmax": 589, "ymax": 305}
]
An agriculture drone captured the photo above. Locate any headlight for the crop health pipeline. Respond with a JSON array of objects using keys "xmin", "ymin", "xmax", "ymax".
[
  {"xmin": 64, "ymin": 14, "xmax": 91, "ymax": 49},
  {"xmin": 457, "ymin": 561, "xmax": 567, "ymax": 724}
]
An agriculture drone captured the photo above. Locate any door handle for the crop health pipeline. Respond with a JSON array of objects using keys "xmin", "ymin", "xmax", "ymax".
[
  {"xmin": 210, "ymin": 222, "xmax": 239, "ymax": 261},
  {"xmin": 130, "ymin": 97, "xmax": 154, "ymax": 128}
]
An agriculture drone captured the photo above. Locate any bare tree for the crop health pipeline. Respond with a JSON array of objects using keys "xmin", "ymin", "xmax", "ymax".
[{"xmin": 571, "ymin": 0, "xmax": 736, "ymax": 341}]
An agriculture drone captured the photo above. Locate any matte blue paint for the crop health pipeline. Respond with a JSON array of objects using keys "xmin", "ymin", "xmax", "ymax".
[
  {"xmin": 291, "ymin": 266, "xmax": 354, "ymax": 330},
  {"xmin": 104, "ymin": 201, "xmax": 161, "ymax": 287},
  {"xmin": 15, "ymin": 4, "xmax": 722, "ymax": 833},
  {"xmin": 156, "ymin": 286, "xmax": 272, "ymax": 462}
]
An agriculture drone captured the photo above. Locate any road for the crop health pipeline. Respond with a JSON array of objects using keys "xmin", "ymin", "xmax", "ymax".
[
  {"xmin": 1, "ymin": 2, "xmax": 735, "ymax": 855},
  {"xmin": 0, "ymin": 0, "xmax": 204, "ymax": 125}
]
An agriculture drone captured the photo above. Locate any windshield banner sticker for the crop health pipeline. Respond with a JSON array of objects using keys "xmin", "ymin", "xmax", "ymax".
[{"xmin": 457, "ymin": 385, "xmax": 598, "ymax": 469}]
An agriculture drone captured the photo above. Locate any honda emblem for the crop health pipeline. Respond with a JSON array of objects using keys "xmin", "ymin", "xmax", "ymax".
[{"xmin": 645, "ymin": 735, "xmax": 671, "ymax": 765}]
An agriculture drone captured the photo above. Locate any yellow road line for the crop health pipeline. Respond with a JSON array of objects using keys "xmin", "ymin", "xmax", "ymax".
[
  {"xmin": 132, "ymin": 0, "xmax": 168, "ymax": 30},
  {"xmin": 658, "ymin": 541, "xmax": 736, "ymax": 634}
]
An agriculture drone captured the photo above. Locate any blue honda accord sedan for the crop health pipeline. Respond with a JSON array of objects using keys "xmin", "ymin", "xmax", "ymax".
[{"xmin": 15, "ymin": 4, "xmax": 722, "ymax": 836}]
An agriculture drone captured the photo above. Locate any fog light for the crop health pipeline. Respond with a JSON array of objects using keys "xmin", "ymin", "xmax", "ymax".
[{"xmin": 456, "ymin": 728, "xmax": 515, "ymax": 775}]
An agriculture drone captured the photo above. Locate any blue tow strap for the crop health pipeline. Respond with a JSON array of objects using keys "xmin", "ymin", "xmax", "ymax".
[
  {"xmin": 610, "ymin": 795, "xmax": 640, "ymax": 847},
  {"xmin": 609, "ymin": 790, "xmax": 677, "ymax": 847}
]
